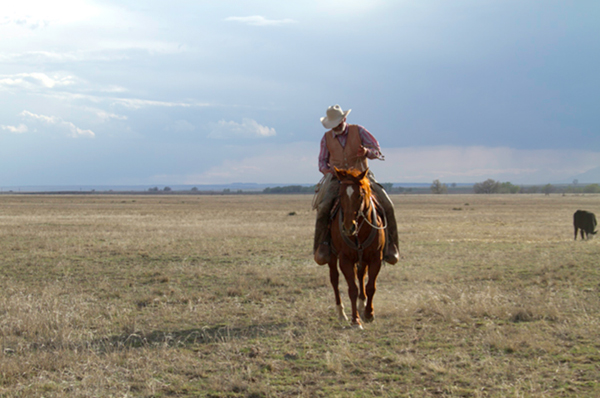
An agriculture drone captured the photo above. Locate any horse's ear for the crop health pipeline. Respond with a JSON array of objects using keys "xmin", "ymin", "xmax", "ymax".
[
  {"xmin": 333, "ymin": 167, "xmax": 344, "ymax": 179},
  {"xmin": 357, "ymin": 168, "xmax": 368, "ymax": 181}
]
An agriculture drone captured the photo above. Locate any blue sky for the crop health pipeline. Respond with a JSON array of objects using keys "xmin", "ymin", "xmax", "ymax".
[{"xmin": 1, "ymin": 0, "xmax": 599, "ymax": 187}]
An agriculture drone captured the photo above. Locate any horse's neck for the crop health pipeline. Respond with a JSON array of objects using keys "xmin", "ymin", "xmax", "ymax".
[{"xmin": 360, "ymin": 193, "xmax": 375, "ymax": 222}]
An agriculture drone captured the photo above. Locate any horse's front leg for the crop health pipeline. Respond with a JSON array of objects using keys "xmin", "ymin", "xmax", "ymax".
[
  {"xmin": 340, "ymin": 257, "xmax": 362, "ymax": 329},
  {"xmin": 364, "ymin": 260, "xmax": 381, "ymax": 323},
  {"xmin": 328, "ymin": 257, "xmax": 347, "ymax": 321},
  {"xmin": 356, "ymin": 264, "xmax": 367, "ymax": 321}
]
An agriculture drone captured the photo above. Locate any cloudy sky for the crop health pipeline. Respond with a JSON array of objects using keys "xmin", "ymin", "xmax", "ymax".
[{"xmin": 1, "ymin": 0, "xmax": 599, "ymax": 187}]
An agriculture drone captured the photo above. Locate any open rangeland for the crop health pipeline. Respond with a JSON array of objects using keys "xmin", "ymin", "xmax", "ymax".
[{"xmin": 0, "ymin": 193, "xmax": 599, "ymax": 397}]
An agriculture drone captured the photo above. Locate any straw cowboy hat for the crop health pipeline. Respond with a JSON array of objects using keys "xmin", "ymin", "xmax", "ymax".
[{"xmin": 320, "ymin": 104, "xmax": 351, "ymax": 129}]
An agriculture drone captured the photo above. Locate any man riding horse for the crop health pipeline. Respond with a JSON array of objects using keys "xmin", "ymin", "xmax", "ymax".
[{"xmin": 313, "ymin": 104, "xmax": 399, "ymax": 265}]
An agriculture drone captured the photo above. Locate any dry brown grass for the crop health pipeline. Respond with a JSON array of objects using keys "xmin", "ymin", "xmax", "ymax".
[{"xmin": 0, "ymin": 193, "xmax": 599, "ymax": 397}]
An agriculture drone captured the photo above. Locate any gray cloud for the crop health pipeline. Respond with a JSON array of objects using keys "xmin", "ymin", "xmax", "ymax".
[
  {"xmin": 376, "ymin": 146, "xmax": 600, "ymax": 184},
  {"xmin": 154, "ymin": 142, "xmax": 318, "ymax": 185},
  {"xmin": 167, "ymin": 120, "xmax": 195, "ymax": 133},
  {"xmin": 0, "ymin": 1, "xmax": 598, "ymax": 186}
]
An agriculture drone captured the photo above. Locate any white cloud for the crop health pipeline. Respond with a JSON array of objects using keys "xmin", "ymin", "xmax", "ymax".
[
  {"xmin": 0, "ymin": 50, "xmax": 140, "ymax": 64},
  {"xmin": 1, "ymin": 16, "xmax": 49, "ymax": 30},
  {"xmin": 0, "ymin": 50, "xmax": 81, "ymax": 63},
  {"xmin": 0, "ymin": 72, "xmax": 77, "ymax": 91},
  {"xmin": 83, "ymin": 108, "xmax": 127, "ymax": 122},
  {"xmin": 99, "ymin": 85, "xmax": 128, "ymax": 93},
  {"xmin": 111, "ymin": 97, "xmax": 210, "ymax": 110},
  {"xmin": 12, "ymin": 87, "xmax": 209, "ymax": 110},
  {"xmin": 0, "ymin": 2, "xmax": 178, "ymax": 58},
  {"xmin": 20, "ymin": 110, "xmax": 95, "ymax": 138},
  {"xmin": 1, "ymin": 124, "xmax": 28, "ymax": 134},
  {"xmin": 0, "ymin": 1, "xmax": 102, "ymax": 29},
  {"xmin": 224, "ymin": 15, "xmax": 297, "ymax": 26},
  {"xmin": 20, "ymin": 111, "xmax": 60, "ymax": 124},
  {"xmin": 208, "ymin": 118, "xmax": 276, "ymax": 139},
  {"xmin": 96, "ymin": 39, "xmax": 190, "ymax": 55}
]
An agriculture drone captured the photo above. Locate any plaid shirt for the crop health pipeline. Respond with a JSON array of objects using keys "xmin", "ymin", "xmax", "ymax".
[{"xmin": 318, "ymin": 124, "xmax": 384, "ymax": 174}]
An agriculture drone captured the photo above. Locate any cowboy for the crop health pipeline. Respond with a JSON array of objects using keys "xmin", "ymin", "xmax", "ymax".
[{"xmin": 313, "ymin": 104, "xmax": 399, "ymax": 265}]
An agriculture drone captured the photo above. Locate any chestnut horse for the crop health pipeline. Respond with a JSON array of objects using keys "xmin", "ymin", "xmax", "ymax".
[{"xmin": 328, "ymin": 167, "xmax": 386, "ymax": 329}]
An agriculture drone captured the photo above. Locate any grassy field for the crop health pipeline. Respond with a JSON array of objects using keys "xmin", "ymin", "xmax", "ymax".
[{"xmin": 0, "ymin": 193, "xmax": 599, "ymax": 397}]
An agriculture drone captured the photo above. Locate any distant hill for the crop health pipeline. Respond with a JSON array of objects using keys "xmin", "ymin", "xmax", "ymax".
[
  {"xmin": 567, "ymin": 167, "xmax": 600, "ymax": 184},
  {"xmin": 0, "ymin": 183, "xmax": 311, "ymax": 193}
]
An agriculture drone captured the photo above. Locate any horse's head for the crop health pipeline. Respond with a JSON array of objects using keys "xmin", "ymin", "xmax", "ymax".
[{"xmin": 334, "ymin": 167, "xmax": 371, "ymax": 237}]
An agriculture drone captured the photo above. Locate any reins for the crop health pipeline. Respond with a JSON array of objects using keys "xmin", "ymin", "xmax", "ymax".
[
  {"xmin": 336, "ymin": 188, "xmax": 387, "ymax": 270},
  {"xmin": 358, "ymin": 197, "xmax": 387, "ymax": 231}
]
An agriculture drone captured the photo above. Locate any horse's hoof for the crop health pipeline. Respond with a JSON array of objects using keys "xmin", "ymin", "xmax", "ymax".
[
  {"xmin": 352, "ymin": 322, "xmax": 364, "ymax": 330},
  {"xmin": 364, "ymin": 315, "xmax": 374, "ymax": 323},
  {"xmin": 358, "ymin": 299, "xmax": 366, "ymax": 320},
  {"xmin": 336, "ymin": 305, "xmax": 348, "ymax": 321}
]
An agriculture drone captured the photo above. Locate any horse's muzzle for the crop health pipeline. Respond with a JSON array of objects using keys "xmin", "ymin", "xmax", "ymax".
[{"xmin": 343, "ymin": 221, "xmax": 357, "ymax": 237}]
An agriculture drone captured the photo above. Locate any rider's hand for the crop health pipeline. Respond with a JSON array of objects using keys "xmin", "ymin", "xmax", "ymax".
[{"xmin": 357, "ymin": 146, "xmax": 368, "ymax": 157}]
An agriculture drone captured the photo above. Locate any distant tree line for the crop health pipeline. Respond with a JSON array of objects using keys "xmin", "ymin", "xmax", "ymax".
[
  {"xmin": 564, "ymin": 182, "xmax": 600, "ymax": 194},
  {"xmin": 148, "ymin": 186, "xmax": 172, "ymax": 192},
  {"xmin": 420, "ymin": 178, "xmax": 600, "ymax": 195},
  {"xmin": 141, "ymin": 180, "xmax": 600, "ymax": 195},
  {"xmin": 472, "ymin": 179, "xmax": 551, "ymax": 194},
  {"xmin": 262, "ymin": 185, "xmax": 315, "ymax": 194},
  {"xmin": 471, "ymin": 179, "xmax": 600, "ymax": 194}
]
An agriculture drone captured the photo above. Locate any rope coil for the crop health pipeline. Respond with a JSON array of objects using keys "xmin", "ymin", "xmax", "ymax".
[{"xmin": 312, "ymin": 173, "xmax": 332, "ymax": 210}]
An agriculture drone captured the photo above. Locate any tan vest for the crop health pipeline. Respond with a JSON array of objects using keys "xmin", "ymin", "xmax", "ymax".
[{"xmin": 325, "ymin": 124, "xmax": 368, "ymax": 172}]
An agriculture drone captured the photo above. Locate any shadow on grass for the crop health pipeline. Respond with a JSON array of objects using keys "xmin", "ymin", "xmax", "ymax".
[{"xmin": 93, "ymin": 322, "xmax": 292, "ymax": 353}]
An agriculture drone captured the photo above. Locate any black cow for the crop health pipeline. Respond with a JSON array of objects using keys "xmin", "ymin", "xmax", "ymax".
[{"xmin": 573, "ymin": 210, "xmax": 597, "ymax": 240}]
